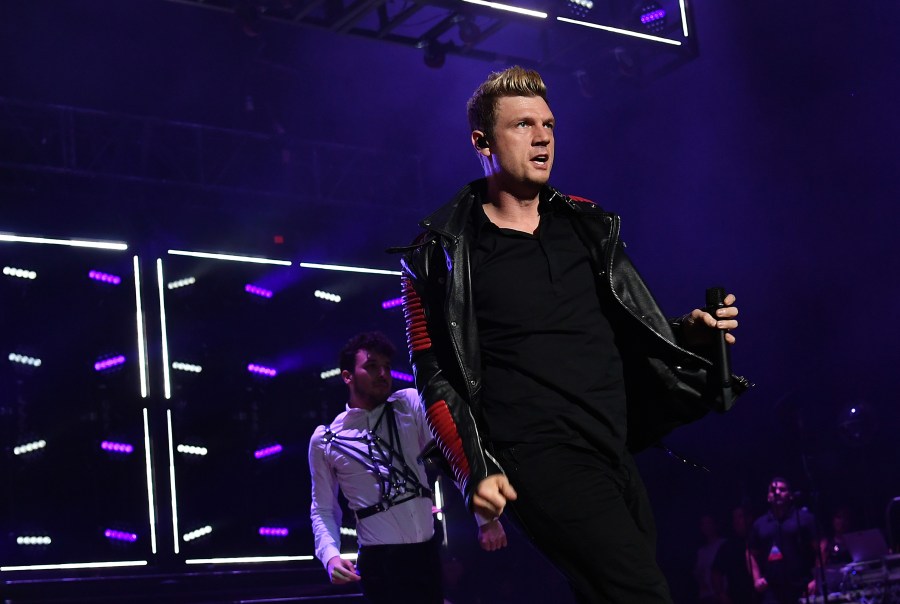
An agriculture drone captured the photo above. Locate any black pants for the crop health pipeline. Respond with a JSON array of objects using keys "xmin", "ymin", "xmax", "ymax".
[
  {"xmin": 495, "ymin": 442, "xmax": 673, "ymax": 604},
  {"xmin": 356, "ymin": 531, "xmax": 443, "ymax": 604}
]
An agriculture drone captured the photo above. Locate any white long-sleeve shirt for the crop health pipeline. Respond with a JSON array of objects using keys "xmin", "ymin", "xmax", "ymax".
[{"xmin": 308, "ymin": 388, "xmax": 435, "ymax": 567}]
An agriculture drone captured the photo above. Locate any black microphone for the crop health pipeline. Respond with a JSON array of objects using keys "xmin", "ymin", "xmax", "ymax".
[{"xmin": 705, "ymin": 287, "xmax": 735, "ymax": 411}]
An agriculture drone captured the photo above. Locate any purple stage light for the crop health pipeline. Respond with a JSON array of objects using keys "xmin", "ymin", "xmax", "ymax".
[
  {"xmin": 95, "ymin": 355, "xmax": 126, "ymax": 371},
  {"xmin": 258, "ymin": 527, "xmax": 289, "ymax": 537},
  {"xmin": 101, "ymin": 440, "xmax": 135, "ymax": 454},
  {"xmin": 89, "ymin": 270, "xmax": 122, "ymax": 285},
  {"xmin": 104, "ymin": 529, "xmax": 138, "ymax": 542},
  {"xmin": 640, "ymin": 8, "xmax": 665, "ymax": 24},
  {"xmin": 254, "ymin": 444, "xmax": 283, "ymax": 459},
  {"xmin": 381, "ymin": 297, "xmax": 403, "ymax": 309},
  {"xmin": 245, "ymin": 284, "xmax": 273, "ymax": 298},
  {"xmin": 247, "ymin": 363, "xmax": 277, "ymax": 377},
  {"xmin": 391, "ymin": 370, "xmax": 414, "ymax": 383}
]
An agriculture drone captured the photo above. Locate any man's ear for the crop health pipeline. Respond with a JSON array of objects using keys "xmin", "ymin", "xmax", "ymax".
[{"xmin": 472, "ymin": 131, "xmax": 490, "ymax": 154}]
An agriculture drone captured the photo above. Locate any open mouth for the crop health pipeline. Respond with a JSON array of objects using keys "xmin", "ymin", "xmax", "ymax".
[{"xmin": 531, "ymin": 154, "xmax": 549, "ymax": 165}]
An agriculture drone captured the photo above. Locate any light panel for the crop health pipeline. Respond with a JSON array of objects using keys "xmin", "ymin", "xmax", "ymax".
[
  {"xmin": 299, "ymin": 262, "xmax": 401, "ymax": 276},
  {"xmin": 8, "ymin": 353, "xmax": 42, "ymax": 367},
  {"xmin": 0, "ymin": 234, "xmax": 128, "ymax": 250},
  {"xmin": 168, "ymin": 249, "xmax": 291, "ymax": 266},
  {"xmin": 3, "ymin": 266, "xmax": 37, "ymax": 280}
]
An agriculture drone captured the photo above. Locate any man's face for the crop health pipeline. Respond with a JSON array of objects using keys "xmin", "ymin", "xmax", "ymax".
[
  {"xmin": 767, "ymin": 480, "xmax": 792, "ymax": 508},
  {"xmin": 345, "ymin": 349, "xmax": 392, "ymax": 409},
  {"xmin": 478, "ymin": 95, "xmax": 555, "ymax": 195}
]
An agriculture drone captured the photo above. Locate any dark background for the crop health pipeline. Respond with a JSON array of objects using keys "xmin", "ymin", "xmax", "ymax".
[{"xmin": 1, "ymin": 0, "xmax": 898, "ymax": 601}]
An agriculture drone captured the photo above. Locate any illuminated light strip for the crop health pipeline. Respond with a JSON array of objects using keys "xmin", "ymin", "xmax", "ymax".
[
  {"xmin": 94, "ymin": 355, "xmax": 126, "ymax": 371},
  {"xmin": 319, "ymin": 368, "xmax": 341, "ymax": 380},
  {"xmin": 8, "ymin": 353, "xmax": 42, "ymax": 367},
  {"xmin": 314, "ymin": 290, "xmax": 342, "ymax": 303},
  {"xmin": 104, "ymin": 529, "xmax": 137, "ymax": 542},
  {"xmin": 157, "ymin": 260, "xmax": 171, "ymax": 400},
  {"xmin": 142, "ymin": 408, "xmax": 158, "ymax": 555},
  {"xmin": 299, "ymin": 262, "xmax": 401, "ymax": 276},
  {"xmin": 185, "ymin": 555, "xmax": 314, "ymax": 565},
  {"xmin": 167, "ymin": 277, "xmax": 196, "ymax": 290},
  {"xmin": 183, "ymin": 526, "xmax": 212, "ymax": 542},
  {"xmin": 88, "ymin": 270, "xmax": 121, "ymax": 285},
  {"xmin": 1, "ymin": 560, "xmax": 148, "ymax": 572},
  {"xmin": 640, "ymin": 8, "xmax": 665, "ymax": 23},
  {"xmin": 434, "ymin": 479, "xmax": 444, "ymax": 521},
  {"xmin": 254, "ymin": 444, "xmax": 283, "ymax": 459},
  {"xmin": 245, "ymin": 284, "xmax": 273, "ymax": 298},
  {"xmin": 258, "ymin": 527, "xmax": 289, "ymax": 537},
  {"xmin": 177, "ymin": 444, "xmax": 208, "ymax": 456},
  {"xmin": 101, "ymin": 440, "xmax": 134, "ymax": 454},
  {"xmin": 14, "ymin": 440, "xmax": 47, "ymax": 455},
  {"xmin": 556, "ymin": 17, "xmax": 682, "ymax": 45},
  {"xmin": 248, "ymin": 364, "xmax": 277, "ymax": 377},
  {"xmin": 679, "ymin": 0, "xmax": 688, "ymax": 36},
  {"xmin": 3, "ymin": 266, "xmax": 37, "ymax": 279},
  {"xmin": 0, "ymin": 234, "xmax": 128, "ymax": 251},
  {"xmin": 166, "ymin": 409, "xmax": 180, "ymax": 554},
  {"xmin": 133, "ymin": 257, "xmax": 149, "ymax": 398},
  {"xmin": 172, "ymin": 362, "xmax": 202, "ymax": 373},
  {"xmin": 391, "ymin": 370, "xmax": 414, "ymax": 383},
  {"xmin": 382, "ymin": 297, "xmax": 403, "ymax": 309},
  {"xmin": 168, "ymin": 249, "xmax": 291, "ymax": 266},
  {"xmin": 462, "ymin": 0, "xmax": 547, "ymax": 18},
  {"xmin": 339, "ymin": 527, "xmax": 358, "ymax": 537},
  {"xmin": 16, "ymin": 536, "xmax": 51, "ymax": 545}
]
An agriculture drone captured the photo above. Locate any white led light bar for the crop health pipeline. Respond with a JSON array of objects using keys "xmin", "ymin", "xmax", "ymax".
[
  {"xmin": 434, "ymin": 479, "xmax": 444, "ymax": 521},
  {"xmin": 177, "ymin": 444, "xmax": 208, "ymax": 456},
  {"xmin": 1, "ymin": 560, "xmax": 148, "ymax": 572},
  {"xmin": 142, "ymin": 408, "xmax": 158, "ymax": 555},
  {"xmin": 3, "ymin": 266, "xmax": 37, "ymax": 280},
  {"xmin": 13, "ymin": 440, "xmax": 46, "ymax": 456},
  {"xmin": 0, "ymin": 234, "xmax": 128, "ymax": 250},
  {"xmin": 339, "ymin": 527, "xmax": 358, "ymax": 537},
  {"xmin": 166, "ymin": 409, "xmax": 180, "ymax": 554},
  {"xmin": 299, "ymin": 262, "xmax": 401, "ymax": 276},
  {"xmin": 183, "ymin": 526, "xmax": 212, "ymax": 542},
  {"xmin": 556, "ymin": 16, "xmax": 682, "ymax": 45},
  {"xmin": 679, "ymin": 0, "xmax": 689, "ymax": 36},
  {"xmin": 133, "ymin": 256, "xmax": 149, "ymax": 399},
  {"xmin": 319, "ymin": 368, "xmax": 341, "ymax": 380},
  {"xmin": 314, "ymin": 290, "xmax": 342, "ymax": 303},
  {"xmin": 8, "ymin": 353, "xmax": 42, "ymax": 367},
  {"xmin": 168, "ymin": 250, "xmax": 291, "ymax": 266},
  {"xmin": 16, "ymin": 536, "xmax": 51, "ymax": 545},
  {"xmin": 185, "ymin": 555, "xmax": 315, "ymax": 565},
  {"xmin": 167, "ymin": 277, "xmax": 196, "ymax": 290},
  {"xmin": 172, "ymin": 362, "xmax": 202, "ymax": 373},
  {"xmin": 462, "ymin": 0, "xmax": 547, "ymax": 18},
  {"xmin": 157, "ymin": 260, "xmax": 171, "ymax": 400}
]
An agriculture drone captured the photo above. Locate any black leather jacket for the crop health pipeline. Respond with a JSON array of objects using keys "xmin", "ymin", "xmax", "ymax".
[{"xmin": 398, "ymin": 179, "xmax": 750, "ymax": 509}]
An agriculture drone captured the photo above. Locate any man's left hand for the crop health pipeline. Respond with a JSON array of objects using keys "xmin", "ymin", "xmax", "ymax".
[
  {"xmin": 681, "ymin": 293, "xmax": 739, "ymax": 347},
  {"xmin": 478, "ymin": 518, "xmax": 508, "ymax": 552}
]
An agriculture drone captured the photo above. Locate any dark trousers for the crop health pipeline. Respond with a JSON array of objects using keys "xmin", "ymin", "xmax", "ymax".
[
  {"xmin": 495, "ymin": 442, "xmax": 673, "ymax": 604},
  {"xmin": 356, "ymin": 532, "xmax": 443, "ymax": 604}
]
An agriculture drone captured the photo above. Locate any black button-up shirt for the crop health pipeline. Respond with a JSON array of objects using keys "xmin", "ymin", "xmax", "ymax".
[{"xmin": 471, "ymin": 195, "xmax": 627, "ymax": 462}]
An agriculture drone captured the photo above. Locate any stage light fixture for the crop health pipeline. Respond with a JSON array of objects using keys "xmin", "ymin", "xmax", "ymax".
[
  {"xmin": 172, "ymin": 362, "xmax": 203, "ymax": 373},
  {"xmin": 319, "ymin": 368, "xmax": 341, "ymax": 380},
  {"xmin": 183, "ymin": 526, "xmax": 212, "ymax": 542},
  {"xmin": 1, "ymin": 561, "xmax": 148, "ymax": 572},
  {"xmin": 635, "ymin": 0, "xmax": 666, "ymax": 34},
  {"xmin": 247, "ymin": 363, "xmax": 277, "ymax": 377},
  {"xmin": 423, "ymin": 39, "xmax": 447, "ymax": 69},
  {"xmin": 134, "ymin": 257, "xmax": 149, "ymax": 398},
  {"xmin": 177, "ymin": 444, "xmax": 208, "ymax": 456},
  {"xmin": 8, "ymin": 353, "xmax": 42, "ymax": 367},
  {"xmin": 94, "ymin": 355, "xmax": 126, "ymax": 371},
  {"xmin": 13, "ymin": 440, "xmax": 47, "ymax": 455},
  {"xmin": 314, "ymin": 289, "xmax": 341, "ymax": 303},
  {"xmin": 157, "ymin": 260, "xmax": 172, "ymax": 400},
  {"xmin": 391, "ymin": 370, "xmax": 414, "ymax": 383},
  {"xmin": 254, "ymin": 444, "xmax": 283, "ymax": 459},
  {"xmin": 104, "ymin": 529, "xmax": 138, "ymax": 542},
  {"xmin": 167, "ymin": 277, "xmax": 196, "ymax": 290},
  {"xmin": 185, "ymin": 555, "xmax": 314, "ymax": 565},
  {"xmin": 168, "ymin": 249, "xmax": 291, "ymax": 266},
  {"xmin": 0, "ymin": 234, "xmax": 127, "ymax": 250},
  {"xmin": 299, "ymin": 262, "xmax": 401, "ymax": 276},
  {"xmin": 142, "ymin": 408, "xmax": 158, "ymax": 554},
  {"xmin": 101, "ymin": 440, "xmax": 134, "ymax": 454},
  {"xmin": 245, "ymin": 284, "xmax": 274, "ymax": 298},
  {"xmin": 566, "ymin": 0, "xmax": 594, "ymax": 19},
  {"xmin": 3, "ymin": 266, "xmax": 37, "ymax": 280},
  {"xmin": 557, "ymin": 16, "xmax": 681, "ymax": 45},
  {"xmin": 381, "ymin": 297, "xmax": 403, "ymax": 309},
  {"xmin": 258, "ymin": 527, "xmax": 289, "ymax": 537},
  {"xmin": 166, "ymin": 409, "xmax": 181, "ymax": 554},
  {"xmin": 457, "ymin": 17, "xmax": 481, "ymax": 46},
  {"xmin": 88, "ymin": 270, "xmax": 121, "ymax": 285},
  {"xmin": 462, "ymin": 0, "xmax": 547, "ymax": 18},
  {"xmin": 16, "ymin": 536, "xmax": 52, "ymax": 546}
]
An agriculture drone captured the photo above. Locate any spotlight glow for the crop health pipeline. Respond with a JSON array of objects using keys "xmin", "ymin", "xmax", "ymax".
[
  {"xmin": 258, "ymin": 527, "xmax": 289, "ymax": 537},
  {"xmin": 172, "ymin": 362, "xmax": 202, "ymax": 373},
  {"xmin": 0, "ymin": 234, "xmax": 128, "ymax": 250},
  {"xmin": 461, "ymin": 0, "xmax": 547, "ymax": 18},
  {"xmin": 245, "ymin": 284, "xmax": 273, "ymax": 298},
  {"xmin": 254, "ymin": 444, "xmax": 283, "ymax": 459},
  {"xmin": 16, "ymin": 536, "xmax": 51, "ymax": 546},
  {"xmin": 381, "ymin": 297, "xmax": 403, "ymax": 309},
  {"xmin": 88, "ymin": 270, "xmax": 122, "ymax": 285},
  {"xmin": 556, "ymin": 16, "xmax": 682, "ymax": 45},
  {"xmin": 319, "ymin": 368, "xmax": 341, "ymax": 380},
  {"xmin": 248, "ymin": 364, "xmax": 277, "ymax": 377},
  {"xmin": 104, "ymin": 529, "xmax": 138, "ymax": 542},
  {"xmin": 3, "ymin": 266, "xmax": 37, "ymax": 280},
  {"xmin": 168, "ymin": 249, "xmax": 291, "ymax": 266},
  {"xmin": 8, "ymin": 353, "xmax": 42, "ymax": 367},
  {"xmin": 177, "ymin": 444, "xmax": 208, "ymax": 456},
  {"xmin": 14, "ymin": 440, "xmax": 47, "ymax": 455},
  {"xmin": 94, "ymin": 355, "xmax": 126, "ymax": 371},
  {"xmin": 101, "ymin": 440, "xmax": 134, "ymax": 454},
  {"xmin": 299, "ymin": 262, "xmax": 401, "ymax": 276},
  {"xmin": 183, "ymin": 526, "xmax": 212, "ymax": 542},
  {"xmin": 167, "ymin": 277, "xmax": 196, "ymax": 290},
  {"xmin": 391, "ymin": 370, "xmax": 414, "ymax": 383},
  {"xmin": 314, "ymin": 290, "xmax": 342, "ymax": 303}
]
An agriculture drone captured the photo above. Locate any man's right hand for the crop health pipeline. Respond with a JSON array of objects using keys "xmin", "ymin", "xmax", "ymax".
[
  {"xmin": 327, "ymin": 556, "xmax": 361, "ymax": 584},
  {"xmin": 473, "ymin": 474, "xmax": 518, "ymax": 518},
  {"xmin": 753, "ymin": 577, "xmax": 768, "ymax": 592}
]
